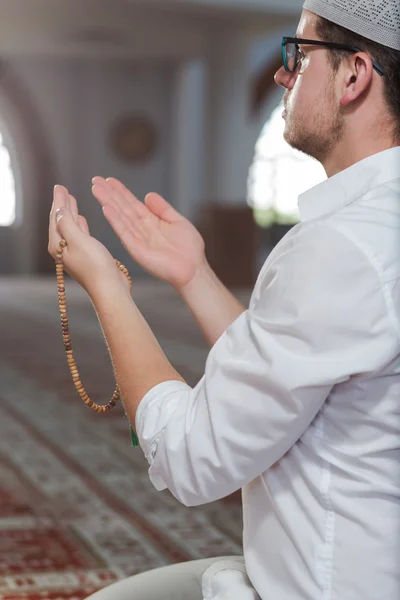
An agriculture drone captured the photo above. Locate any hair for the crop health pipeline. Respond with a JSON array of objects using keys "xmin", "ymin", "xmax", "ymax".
[{"xmin": 315, "ymin": 16, "xmax": 400, "ymax": 142}]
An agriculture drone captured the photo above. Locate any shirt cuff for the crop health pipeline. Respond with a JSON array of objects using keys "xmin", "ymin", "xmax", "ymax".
[{"xmin": 135, "ymin": 380, "xmax": 192, "ymax": 488}]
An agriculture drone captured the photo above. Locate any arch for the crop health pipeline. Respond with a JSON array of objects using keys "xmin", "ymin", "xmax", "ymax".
[{"xmin": 0, "ymin": 60, "xmax": 57, "ymax": 274}]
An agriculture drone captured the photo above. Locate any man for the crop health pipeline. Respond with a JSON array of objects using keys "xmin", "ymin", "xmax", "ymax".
[{"xmin": 48, "ymin": 1, "xmax": 400, "ymax": 598}]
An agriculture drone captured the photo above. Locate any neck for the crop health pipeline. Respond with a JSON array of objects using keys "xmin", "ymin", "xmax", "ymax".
[{"xmin": 322, "ymin": 133, "xmax": 398, "ymax": 178}]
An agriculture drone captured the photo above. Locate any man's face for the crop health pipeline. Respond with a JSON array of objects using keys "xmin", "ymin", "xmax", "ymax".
[{"xmin": 275, "ymin": 10, "xmax": 344, "ymax": 163}]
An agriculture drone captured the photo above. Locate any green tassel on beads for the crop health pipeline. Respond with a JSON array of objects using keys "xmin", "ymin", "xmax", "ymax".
[{"xmin": 130, "ymin": 426, "xmax": 140, "ymax": 447}]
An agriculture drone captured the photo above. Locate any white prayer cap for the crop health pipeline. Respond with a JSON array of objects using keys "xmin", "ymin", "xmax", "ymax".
[{"xmin": 303, "ymin": 0, "xmax": 400, "ymax": 51}]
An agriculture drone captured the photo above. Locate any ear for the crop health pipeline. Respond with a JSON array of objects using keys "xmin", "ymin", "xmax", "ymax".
[{"xmin": 340, "ymin": 53, "xmax": 374, "ymax": 109}]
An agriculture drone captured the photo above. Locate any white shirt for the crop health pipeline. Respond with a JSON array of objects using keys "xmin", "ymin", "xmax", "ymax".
[{"xmin": 135, "ymin": 147, "xmax": 400, "ymax": 600}]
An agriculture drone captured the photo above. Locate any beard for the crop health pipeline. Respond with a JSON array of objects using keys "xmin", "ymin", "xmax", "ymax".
[{"xmin": 283, "ymin": 85, "xmax": 344, "ymax": 163}]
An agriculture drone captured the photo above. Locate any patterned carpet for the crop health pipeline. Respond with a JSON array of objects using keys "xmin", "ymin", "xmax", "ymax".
[{"xmin": 0, "ymin": 276, "xmax": 251, "ymax": 599}]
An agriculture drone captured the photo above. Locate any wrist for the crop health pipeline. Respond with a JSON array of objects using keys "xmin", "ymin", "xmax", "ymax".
[
  {"xmin": 87, "ymin": 270, "xmax": 131, "ymax": 305},
  {"xmin": 177, "ymin": 257, "xmax": 216, "ymax": 301}
]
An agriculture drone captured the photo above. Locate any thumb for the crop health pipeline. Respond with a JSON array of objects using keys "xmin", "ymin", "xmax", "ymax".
[
  {"xmin": 78, "ymin": 214, "xmax": 90, "ymax": 235},
  {"xmin": 56, "ymin": 206, "xmax": 82, "ymax": 243},
  {"xmin": 145, "ymin": 193, "xmax": 182, "ymax": 223}
]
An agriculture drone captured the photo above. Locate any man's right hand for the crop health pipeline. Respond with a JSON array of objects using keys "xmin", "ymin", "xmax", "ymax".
[{"xmin": 91, "ymin": 177, "xmax": 206, "ymax": 291}]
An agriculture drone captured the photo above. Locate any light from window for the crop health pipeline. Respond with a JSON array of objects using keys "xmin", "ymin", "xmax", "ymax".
[
  {"xmin": 0, "ymin": 132, "xmax": 16, "ymax": 227},
  {"xmin": 247, "ymin": 101, "xmax": 326, "ymax": 227}
]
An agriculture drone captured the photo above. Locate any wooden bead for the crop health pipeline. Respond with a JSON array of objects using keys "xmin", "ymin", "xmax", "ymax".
[{"xmin": 57, "ymin": 242, "xmax": 131, "ymax": 414}]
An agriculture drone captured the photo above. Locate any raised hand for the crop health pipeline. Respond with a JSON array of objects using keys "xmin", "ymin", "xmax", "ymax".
[
  {"xmin": 48, "ymin": 185, "xmax": 130, "ymax": 295},
  {"xmin": 91, "ymin": 177, "xmax": 206, "ymax": 291}
]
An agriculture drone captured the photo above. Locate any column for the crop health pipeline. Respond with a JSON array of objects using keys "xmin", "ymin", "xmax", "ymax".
[
  {"xmin": 170, "ymin": 59, "xmax": 206, "ymax": 222},
  {"xmin": 203, "ymin": 29, "xmax": 259, "ymax": 287}
]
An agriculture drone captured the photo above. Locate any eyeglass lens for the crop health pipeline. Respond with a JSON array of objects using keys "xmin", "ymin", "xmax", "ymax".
[{"xmin": 285, "ymin": 43, "xmax": 298, "ymax": 72}]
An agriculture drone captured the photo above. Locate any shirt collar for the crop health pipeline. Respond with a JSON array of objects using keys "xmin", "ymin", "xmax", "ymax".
[{"xmin": 298, "ymin": 146, "xmax": 400, "ymax": 222}]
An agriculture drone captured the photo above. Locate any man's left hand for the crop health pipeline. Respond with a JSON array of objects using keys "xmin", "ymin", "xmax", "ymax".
[{"xmin": 48, "ymin": 185, "xmax": 130, "ymax": 296}]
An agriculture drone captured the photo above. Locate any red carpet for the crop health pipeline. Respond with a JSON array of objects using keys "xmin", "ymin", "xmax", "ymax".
[{"xmin": 0, "ymin": 277, "xmax": 249, "ymax": 599}]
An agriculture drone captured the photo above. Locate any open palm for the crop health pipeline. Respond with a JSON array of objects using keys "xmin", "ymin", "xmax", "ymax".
[{"xmin": 92, "ymin": 177, "xmax": 206, "ymax": 291}]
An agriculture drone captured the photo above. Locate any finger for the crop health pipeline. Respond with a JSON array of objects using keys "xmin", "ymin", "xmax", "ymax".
[
  {"xmin": 92, "ymin": 176, "xmax": 134, "ymax": 215},
  {"xmin": 50, "ymin": 185, "xmax": 68, "ymax": 221},
  {"xmin": 48, "ymin": 185, "xmax": 69, "ymax": 256},
  {"xmin": 68, "ymin": 194, "xmax": 79, "ymax": 224},
  {"xmin": 106, "ymin": 177, "xmax": 149, "ymax": 218},
  {"xmin": 78, "ymin": 215, "xmax": 90, "ymax": 235},
  {"xmin": 102, "ymin": 203, "xmax": 144, "ymax": 252},
  {"xmin": 91, "ymin": 176, "xmax": 108, "ymax": 188},
  {"xmin": 93, "ymin": 177, "xmax": 152, "ymax": 231},
  {"xmin": 55, "ymin": 202, "xmax": 82, "ymax": 245},
  {"xmin": 144, "ymin": 192, "xmax": 183, "ymax": 224},
  {"xmin": 92, "ymin": 183, "xmax": 143, "ymax": 238}
]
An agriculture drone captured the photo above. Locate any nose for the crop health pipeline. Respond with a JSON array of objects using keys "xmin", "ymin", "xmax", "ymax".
[{"xmin": 274, "ymin": 65, "xmax": 296, "ymax": 90}]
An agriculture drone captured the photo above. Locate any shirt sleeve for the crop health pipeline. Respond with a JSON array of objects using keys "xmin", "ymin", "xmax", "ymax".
[{"xmin": 135, "ymin": 223, "xmax": 397, "ymax": 507}]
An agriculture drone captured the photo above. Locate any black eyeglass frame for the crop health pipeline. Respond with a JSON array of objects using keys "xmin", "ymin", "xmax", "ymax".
[{"xmin": 282, "ymin": 36, "xmax": 385, "ymax": 76}]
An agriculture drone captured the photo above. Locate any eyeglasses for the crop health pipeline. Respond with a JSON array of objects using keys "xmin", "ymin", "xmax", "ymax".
[{"xmin": 282, "ymin": 36, "xmax": 385, "ymax": 77}]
